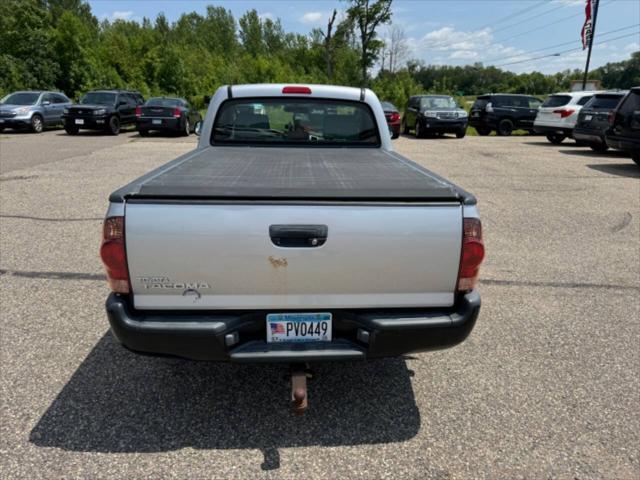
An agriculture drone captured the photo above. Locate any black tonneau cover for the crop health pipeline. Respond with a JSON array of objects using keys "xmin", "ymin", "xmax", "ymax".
[{"xmin": 110, "ymin": 147, "xmax": 475, "ymax": 204}]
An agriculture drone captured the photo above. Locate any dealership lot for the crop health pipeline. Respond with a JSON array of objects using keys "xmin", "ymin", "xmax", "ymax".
[{"xmin": 1, "ymin": 131, "xmax": 638, "ymax": 479}]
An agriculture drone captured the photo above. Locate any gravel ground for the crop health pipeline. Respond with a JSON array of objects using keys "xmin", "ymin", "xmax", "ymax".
[{"xmin": 0, "ymin": 131, "xmax": 638, "ymax": 479}]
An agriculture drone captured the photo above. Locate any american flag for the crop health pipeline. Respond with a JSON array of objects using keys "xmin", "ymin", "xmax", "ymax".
[
  {"xmin": 581, "ymin": 0, "xmax": 593, "ymax": 50},
  {"xmin": 270, "ymin": 323, "xmax": 285, "ymax": 334}
]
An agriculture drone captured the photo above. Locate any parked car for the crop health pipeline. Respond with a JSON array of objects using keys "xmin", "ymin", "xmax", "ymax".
[
  {"xmin": 0, "ymin": 91, "xmax": 71, "ymax": 133},
  {"xmin": 62, "ymin": 90, "xmax": 144, "ymax": 135},
  {"xmin": 402, "ymin": 95, "xmax": 468, "ymax": 138},
  {"xmin": 605, "ymin": 87, "xmax": 640, "ymax": 165},
  {"xmin": 469, "ymin": 94, "xmax": 542, "ymax": 136},
  {"xmin": 136, "ymin": 97, "xmax": 202, "ymax": 136},
  {"xmin": 534, "ymin": 91, "xmax": 598, "ymax": 144},
  {"xmin": 101, "ymin": 84, "xmax": 484, "ymax": 412},
  {"xmin": 381, "ymin": 101, "xmax": 401, "ymax": 139},
  {"xmin": 573, "ymin": 91, "xmax": 626, "ymax": 152}
]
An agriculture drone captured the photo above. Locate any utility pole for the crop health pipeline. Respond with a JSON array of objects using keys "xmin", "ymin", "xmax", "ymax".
[{"xmin": 582, "ymin": 0, "xmax": 600, "ymax": 90}]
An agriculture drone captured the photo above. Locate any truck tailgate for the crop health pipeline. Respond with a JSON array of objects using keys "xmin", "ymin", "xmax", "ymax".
[{"xmin": 126, "ymin": 202, "xmax": 462, "ymax": 310}]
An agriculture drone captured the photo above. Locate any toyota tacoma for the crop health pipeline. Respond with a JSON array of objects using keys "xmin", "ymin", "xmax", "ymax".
[{"xmin": 101, "ymin": 84, "xmax": 485, "ymax": 411}]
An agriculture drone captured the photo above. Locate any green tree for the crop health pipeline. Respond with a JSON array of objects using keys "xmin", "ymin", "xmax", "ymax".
[
  {"xmin": 0, "ymin": 0, "xmax": 59, "ymax": 92},
  {"xmin": 202, "ymin": 6, "xmax": 237, "ymax": 57},
  {"xmin": 239, "ymin": 10, "xmax": 263, "ymax": 57},
  {"xmin": 593, "ymin": 51, "xmax": 640, "ymax": 89},
  {"xmin": 53, "ymin": 11, "xmax": 96, "ymax": 96},
  {"xmin": 346, "ymin": 0, "xmax": 393, "ymax": 86}
]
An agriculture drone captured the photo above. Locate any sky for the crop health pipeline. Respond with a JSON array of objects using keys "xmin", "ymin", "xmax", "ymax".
[{"xmin": 88, "ymin": 0, "xmax": 640, "ymax": 74}]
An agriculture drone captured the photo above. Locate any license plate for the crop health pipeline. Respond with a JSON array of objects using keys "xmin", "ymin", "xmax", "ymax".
[
  {"xmin": 75, "ymin": 119, "xmax": 84, "ymax": 125},
  {"xmin": 585, "ymin": 115, "xmax": 592, "ymax": 121},
  {"xmin": 153, "ymin": 119, "xmax": 162, "ymax": 125},
  {"xmin": 472, "ymin": 112, "xmax": 479, "ymax": 117},
  {"xmin": 266, "ymin": 312, "xmax": 332, "ymax": 343}
]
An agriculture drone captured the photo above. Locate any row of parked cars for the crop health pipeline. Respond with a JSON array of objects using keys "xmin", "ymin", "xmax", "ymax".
[
  {"xmin": 2, "ymin": 87, "xmax": 638, "ymax": 164},
  {"xmin": 0, "ymin": 90, "xmax": 202, "ymax": 136},
  {"xmin": 379, "ymin": 89, "xmax": 639, "ymax": 164}
]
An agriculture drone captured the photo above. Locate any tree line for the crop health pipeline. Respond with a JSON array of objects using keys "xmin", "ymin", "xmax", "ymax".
[{"xmin": 1, "ymin": 0, "xmax": 637, "ymax": 110}]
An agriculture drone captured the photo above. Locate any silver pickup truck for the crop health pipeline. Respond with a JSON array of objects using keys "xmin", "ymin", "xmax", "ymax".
[{"xmin": 101, "ymin": 84, "xmax": 484, "ymax": 409}]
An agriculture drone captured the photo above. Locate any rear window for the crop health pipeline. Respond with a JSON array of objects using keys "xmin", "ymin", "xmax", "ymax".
[
  {"xmin": 542, "ymin": 95, "xmax": 571, "ymax": 108},
  {"xmin": 587, "ymin": 94, "xmax": 623, "ymax": 110},
  {"xmin": 381, "ymin": 101, "xmax": 397, "ymax": 111},
  {"xmin": 147, "ymin": 98, "xmax": 182, "ymax": 107},
  {"xmin": 212, "ymin": 98, "xmax": 380, "ymax": 147}
]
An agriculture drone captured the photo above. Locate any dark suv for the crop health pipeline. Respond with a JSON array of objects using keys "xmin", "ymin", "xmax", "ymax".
[
  {"xmin": 605, "ymin": 87, "xmax": 640, "ymax": 165},
  {"xmin": 402, "ymin": 95, "xmax": 468, "ymax": 138},
  {"xmin": 469, "ymin": 94, "xmax": 542, "ymax": 136},
  {"xmin": 63, "ymin": 90, "xmax": 144, "ymax": 135},
  {"xmin": 573, "ymin": 91, "xmax": 626, "ymax": 152}
]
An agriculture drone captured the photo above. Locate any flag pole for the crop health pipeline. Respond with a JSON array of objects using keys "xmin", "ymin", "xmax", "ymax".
[{"xmin": 582, "ymin": 0, "xmax": 600, "ymax": 90}]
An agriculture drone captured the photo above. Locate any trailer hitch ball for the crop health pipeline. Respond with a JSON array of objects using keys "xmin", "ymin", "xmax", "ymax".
[{"xmin": 291, "ymin": 365, "xmax": 310, "ymax": 415}]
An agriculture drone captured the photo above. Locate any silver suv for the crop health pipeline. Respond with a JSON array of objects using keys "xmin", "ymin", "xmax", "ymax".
[{"xmin": 0, "ymin": 91, "xmax": 71, "ymax": 133}]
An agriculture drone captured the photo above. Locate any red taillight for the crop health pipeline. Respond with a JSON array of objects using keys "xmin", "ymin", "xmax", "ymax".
[
  {"xmin": 457, "ymin": 218, "xmax": 485, "ymax": 292},
  {"xmin": 135, "ymin": 106, "xmax": 141, "ymax": 117},
  {"xmin": 173, "ymin": 107, "xmax": 181, "ymax": 118},
  {"xmin": 608, "ymin": 109, "xmax": 617, "ymax": 125},
  {"xmin": 553, "ymin": 108, "xmax": 575, "ymax": 118},
  {"xmin": 282, "ymin": 86, "xmax": 312, "ymax": 94},
  {"xmin": 100, "ymin": 216, "xmax": 130, "ymax": 293},
  {"xmin": 389, "ymin": 113, "xmax": 401, "ymax": 122}
]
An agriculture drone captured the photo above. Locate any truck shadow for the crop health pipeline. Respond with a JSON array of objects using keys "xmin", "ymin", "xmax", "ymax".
[
  {"xmin": 29, "ymin": 333, "xmax": 420, "ymax": 462},
  {"xmin": 559, "ymin": 148, "xmax": 630, "ymax": 159},
  {"xmin": 586, "ymin": 162, "xmax": 640, "ymax": 178}
]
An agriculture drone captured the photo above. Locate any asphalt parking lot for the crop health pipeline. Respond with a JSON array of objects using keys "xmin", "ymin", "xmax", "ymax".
[{"xmin": 1, "ymin": 129, "xmax": 638, "ymax": 479}]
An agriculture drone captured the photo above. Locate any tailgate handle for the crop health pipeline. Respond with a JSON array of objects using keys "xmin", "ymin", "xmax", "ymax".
[{"xmin": 269, "ymin": 225, "xmax": 328, "ymax": 248}]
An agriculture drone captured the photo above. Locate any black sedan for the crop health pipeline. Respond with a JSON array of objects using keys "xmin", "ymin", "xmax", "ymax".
[
  {"xmin": 381, "ymin": 101, "xmax": 401, "ymax": 139},
  {"xmin": 137, "ymin": 97, "xmax": 202, "ymax": 136}
]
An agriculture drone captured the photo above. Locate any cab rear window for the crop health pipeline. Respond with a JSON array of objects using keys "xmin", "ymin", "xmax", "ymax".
[
  {"xmin": 212, "ymin": 98, "xmax": 380, "ymax": 147},
  {"xmin": 542, "ymin": 95, "xmax": 571, "ymax": 108}
]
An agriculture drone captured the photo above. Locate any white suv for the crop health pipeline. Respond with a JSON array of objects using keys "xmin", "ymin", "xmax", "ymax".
[{"xmin": 534, "ymin": 91, "xmax": 601, "ymax": 144}]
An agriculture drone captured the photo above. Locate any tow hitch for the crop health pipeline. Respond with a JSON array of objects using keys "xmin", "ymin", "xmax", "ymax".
[{"xmin": 290, "ymin": 363, "xmax": 312, "ymax": 415}]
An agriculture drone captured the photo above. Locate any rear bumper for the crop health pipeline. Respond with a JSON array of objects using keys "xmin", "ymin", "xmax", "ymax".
[
  {"xmin": 106, "ymin": 291, "xmax": 481, "ymax": 362},
  {"xmin": 605, "ymin": 133, "xmax": 640, "ymax": 154},
  {"xmin": 533, "ymin": 125, "xmax": 573, "ymax": 136},
  {"xmin": 137, "ymin": 117, "xmax": 182, "ymax": 131},
  {"xmin": 573, "ymin": 127, "xmax": 605, "ymax": 145},
  {"xmin": 387, "ymin": 122, "xmax": 401, "ymax": 137}
]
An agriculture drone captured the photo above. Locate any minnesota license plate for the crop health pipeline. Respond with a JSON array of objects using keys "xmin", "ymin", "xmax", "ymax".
[
  {"xmin": 75, "ymin": 119, "xmax": 84, "ymax": 125},
  {"xmin": 153, "ymin": 119, "xmax": 162, "ymax": 125},
  {"xmin": 266, "ymin": 312, "xmax": 332, "ymax": 343}
]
